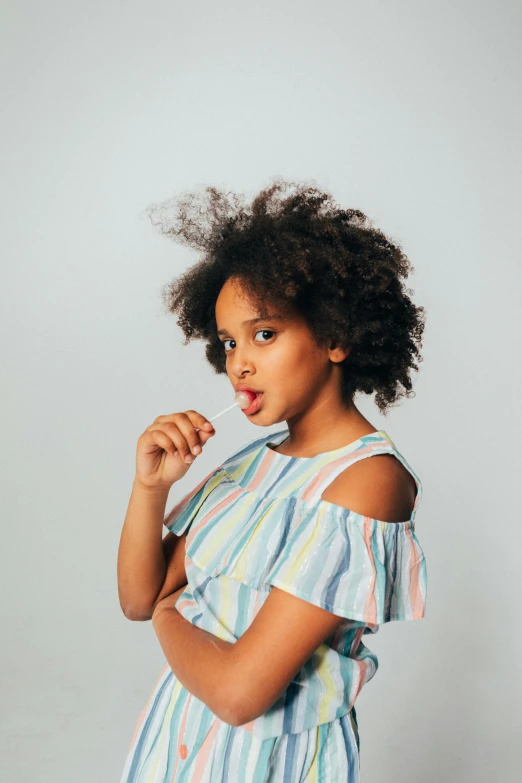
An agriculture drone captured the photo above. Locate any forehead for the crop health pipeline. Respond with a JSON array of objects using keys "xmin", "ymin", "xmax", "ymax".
[
  {"xmin": 215, "ymin": 278, "xmax": 274, "ymax": 319},
  {"xmin": 215, "ymin": 279, "xmax": 295, "ymax": 333},
  {"xmin": 215, "ymin": 278, "xmax": 259, "ymax": 311}
]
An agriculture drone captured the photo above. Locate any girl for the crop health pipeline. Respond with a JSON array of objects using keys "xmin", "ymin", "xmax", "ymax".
[{"xmin": 117, "ymin": 179, "xmax": 428, "ymax": 782}]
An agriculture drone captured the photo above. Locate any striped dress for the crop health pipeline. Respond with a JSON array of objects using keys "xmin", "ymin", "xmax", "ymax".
[{"xmin": 120, "ymin": 428, "xmax": 428, "ymax": 782}]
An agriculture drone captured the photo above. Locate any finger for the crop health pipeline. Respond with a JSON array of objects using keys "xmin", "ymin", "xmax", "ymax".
[
  {"xmin": 144, "ymin": 424, "xmax": 189, "ymax": 461},
  {"xmin": 184, "ymin": 410, "xmax": 215, "ymax": 434},
  {"xmin": 181, "ymin": 411, "xmax": 215, "ymax": 453},
  {"xmin": 156, "ymin": 411, "xmax": 215, "ymax": 437},
  {"xmin": 164, "ymin": 418, "xmax": 204, "ymax": 458},
  {"xmin": 149, "ymin": 430, "xmax": 181, "ymax": 459},
  {"xmin": 153, "ymin": 426, "xmax": 196, "ymax": 463},
  {"xmin": 163, "ymin": 412, "xmax": 214, "ymax": 454}
]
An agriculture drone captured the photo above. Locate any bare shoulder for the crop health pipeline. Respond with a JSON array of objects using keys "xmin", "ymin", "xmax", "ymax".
[{"xmin": 321, "ymin": 454, "xmax": 417, "ymax": 523}]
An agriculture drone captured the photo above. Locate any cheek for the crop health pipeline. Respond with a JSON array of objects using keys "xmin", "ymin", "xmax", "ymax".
[
  {"xmin": 266, "ymin": 343, "xmax": 320, "ymax": 380},
  {"xmin": 263, "ymin": 345, "xmax": 299, "ymax": 374}
]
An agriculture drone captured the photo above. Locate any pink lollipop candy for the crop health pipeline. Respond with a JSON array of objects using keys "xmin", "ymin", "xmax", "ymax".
[
  {"xmin": 232, "ymin": 390, "xmax": 257, "ymax": 411},
  {"xmin": 193, "ymin": 390, "xmax": 258, "ymax": 433}
]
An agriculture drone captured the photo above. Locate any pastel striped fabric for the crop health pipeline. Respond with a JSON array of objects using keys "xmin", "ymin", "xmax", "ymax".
[{"xmin": 120, "ymin": 429, "xmax": 427, "ymax": 782}]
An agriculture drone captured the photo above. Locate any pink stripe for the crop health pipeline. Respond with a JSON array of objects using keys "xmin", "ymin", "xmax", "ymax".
[
  {"xmin": 190, "ymin": 718, "xmax": 222, "ymax": 781},
  {"xmin": 252, "ymin": 588, "xmax": 262, "ymax": 619},
  {"xmin": 247, "ymin": 450, "xmax": 278, "ymax": 492},
  {"xmin": 362, "ymin": 517, "xmax": 378, "ymax": 625},
  {"xmin": 349, "ymin": 626, "xmax": 365, "ymax": 657},
  {"xmin": 176, "ymin": 596, "xmax": 196, "ymax": 613},
  {"xmin": 188, "ymin": 487, "xmax": 244, "ymax": 538}
]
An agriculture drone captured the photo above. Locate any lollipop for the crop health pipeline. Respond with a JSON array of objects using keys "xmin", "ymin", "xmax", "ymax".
[
  {"xmin": 193, "ymin": 390, "xmax": 259, "ymax": 433},
  {"xmin": 236, "ymin": 390, "xmax": 257, "ymax": 410}
]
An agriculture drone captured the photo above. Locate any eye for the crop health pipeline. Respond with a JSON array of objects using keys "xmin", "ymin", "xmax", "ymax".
[
  {"xmin": 255, "ymin": 328, "xmax": 275, "ymax": 343},
  {"xmin": 222, "ymin": 338, "xmax": 234, "ymax": 352},
  {"xmin": 221, "ymin": 329, "xmax": 276, "ymax": 353}
]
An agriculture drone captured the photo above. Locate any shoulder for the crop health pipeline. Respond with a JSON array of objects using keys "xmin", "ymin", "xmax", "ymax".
[{"xmin": 321, "ymin": 453, "xmax": 417, "ymax": 523}]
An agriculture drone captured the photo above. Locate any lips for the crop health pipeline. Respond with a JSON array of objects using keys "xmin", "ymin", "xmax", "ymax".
[
  {"xmin": 236, "ymin": 385, "xmax": 263, "ymax": 395},
  {"xmin": 241, "ymin": 391, "xmax": 264, "ymax": 415}
]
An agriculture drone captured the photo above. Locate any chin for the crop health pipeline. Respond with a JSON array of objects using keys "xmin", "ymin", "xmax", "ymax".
[{"xmin": 246, "ymin": 410, "xmax": 276, "ymax": 428}]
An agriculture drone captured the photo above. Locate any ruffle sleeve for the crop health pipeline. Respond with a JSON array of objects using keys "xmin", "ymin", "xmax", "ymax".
[
  {"xmin": 264, "ymin": 500, "xmax": 427, "ymax": 626},
  {"xmin": 163, "ymin": 466, "xmax": 225, "ymax": 537}
]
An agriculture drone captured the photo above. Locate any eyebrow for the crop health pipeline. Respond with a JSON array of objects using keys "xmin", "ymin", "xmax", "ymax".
[{"xmin": 217, "ymin": 313, "xmax": 286, "ymax": 336}]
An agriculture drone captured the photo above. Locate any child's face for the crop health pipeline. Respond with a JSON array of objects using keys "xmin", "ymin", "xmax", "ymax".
[{"xmin": 215, "ymin": 277, "xmax": 349, "ymax": 425}]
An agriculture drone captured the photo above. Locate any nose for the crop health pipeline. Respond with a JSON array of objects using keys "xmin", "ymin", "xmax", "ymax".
[{"xmin": 230, "ymin": 344, "xmax": 255, "ymax": 378}]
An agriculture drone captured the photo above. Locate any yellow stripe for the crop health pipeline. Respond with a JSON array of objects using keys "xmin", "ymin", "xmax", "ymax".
[
  {"xmin": 316, "ymin": 645, "xmax": 339, "ymax": 725},
  {"xmin": 196, "ymin": 494, "xmax": 257, "ymax": 570},
  {"xmin": 283, "ymin": 505, "xmax": 325, "ymax": 582}
]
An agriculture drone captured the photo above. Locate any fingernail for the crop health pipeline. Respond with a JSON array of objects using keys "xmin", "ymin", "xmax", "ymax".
[
  {"xmin": 185, "ymin": 455, "xmax": 194, "ymax": 463},
  {"xmin": 192, "ymin": 445, "xmax": 201, "ymax": 455}
]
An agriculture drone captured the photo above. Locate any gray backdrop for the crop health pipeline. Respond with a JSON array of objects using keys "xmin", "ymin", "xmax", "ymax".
[{"xmin": 2, "ymin": 0, "xmax": 520, "ymax": 781}]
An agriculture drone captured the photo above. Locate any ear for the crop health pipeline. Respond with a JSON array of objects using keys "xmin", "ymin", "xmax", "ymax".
[{"xmin": 328, "ymin": 341, "xmax": 351, "ymax": 363}]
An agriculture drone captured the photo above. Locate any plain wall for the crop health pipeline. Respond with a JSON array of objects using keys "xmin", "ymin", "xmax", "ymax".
[{"xmin": 1, "ymin": 0, "xmax": 520, "ymax": 780}]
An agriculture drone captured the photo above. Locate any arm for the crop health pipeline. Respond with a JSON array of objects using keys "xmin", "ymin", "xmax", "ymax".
[
  {"xmin": 224, "ymin": 587, "xmax": 347, "ymax": 726},
  {"xmin": 149, "ymin": 585, "xmax": 347, "ymax": 727},
  {"xmin": 117, "ymin": 480, "xmax": 188, "ymax": 621},
  {"xmin": 151, "ymin": 600, "xmax": 237, "ymax": 724}
]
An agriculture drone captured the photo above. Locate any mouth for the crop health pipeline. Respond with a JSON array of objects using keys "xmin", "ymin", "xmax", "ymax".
[{"xmin": 241, "ymin": 391, "xmax": 264, "ymax": 415}]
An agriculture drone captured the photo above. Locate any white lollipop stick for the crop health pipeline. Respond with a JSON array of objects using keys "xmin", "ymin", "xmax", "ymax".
[
  {"xmin": 193, "ymin": 391, "xmax": 255, "ymax": 432},
  {"xmin": 208, "ymin": 402, "xmax": 241, "ymax": 421}
]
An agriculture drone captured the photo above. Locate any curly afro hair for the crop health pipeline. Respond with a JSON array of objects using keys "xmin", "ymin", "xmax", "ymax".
[{"xmin": 143, "ymin": 178, "xmax": 425, "ymax": 415}]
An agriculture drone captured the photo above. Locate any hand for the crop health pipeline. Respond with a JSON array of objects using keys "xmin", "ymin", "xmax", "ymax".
[
  {"xmin": 135, "ymin": 411, "xmax": 216, "ymax": 491},
  {"xmin": 151, "ymin": 584, "xmax": 188, "ymax": 626}
]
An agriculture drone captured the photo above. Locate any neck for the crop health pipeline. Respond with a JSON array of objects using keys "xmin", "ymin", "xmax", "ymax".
[{"xmin": 279, "ymin": 398, "xmax": 379, "ymax": 457}]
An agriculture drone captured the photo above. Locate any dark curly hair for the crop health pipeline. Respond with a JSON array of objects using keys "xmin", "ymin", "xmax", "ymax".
[{"xmin": 142, "ymin": 178, "xmax": 425, "ymax": 415}]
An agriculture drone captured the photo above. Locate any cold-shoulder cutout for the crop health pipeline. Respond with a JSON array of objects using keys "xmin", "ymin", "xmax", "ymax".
[{"xmin": 320, "ymin": 453, "xmax": 417, "ymax": 524}]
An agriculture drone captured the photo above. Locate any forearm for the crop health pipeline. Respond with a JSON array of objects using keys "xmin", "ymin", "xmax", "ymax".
[
  {"xmin": 152, "ymin": 607, "xmax": 238, "ymax": 723},
  {"xmin": 117, "ymin": 480, "xmax": 171, "ymax": 619}
]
